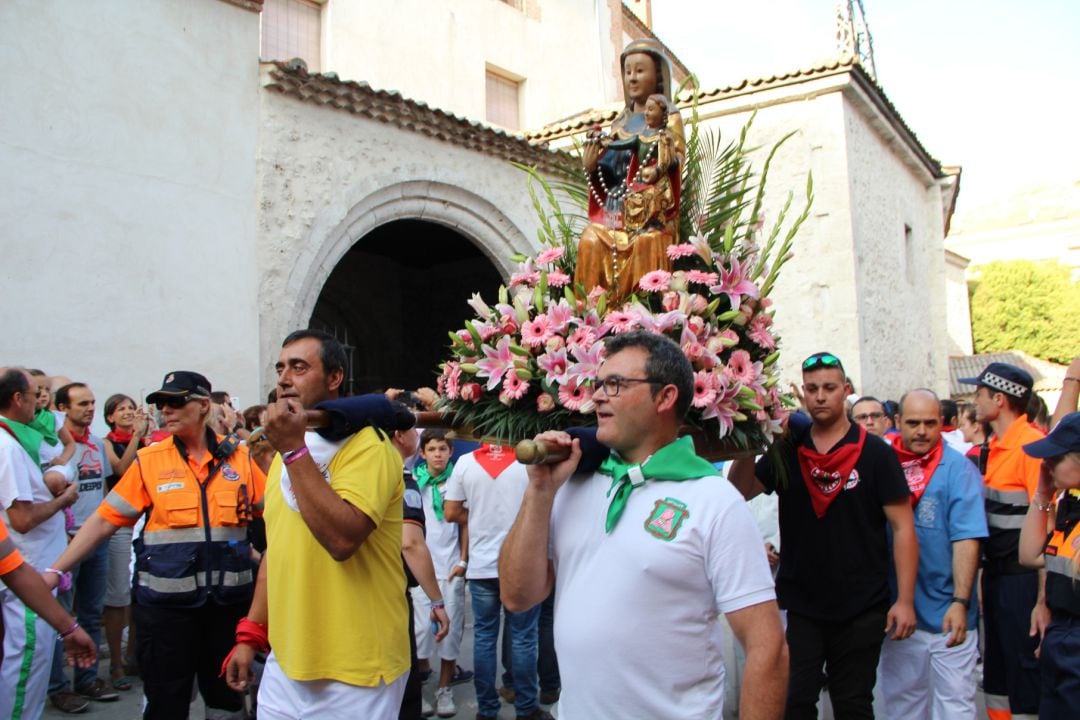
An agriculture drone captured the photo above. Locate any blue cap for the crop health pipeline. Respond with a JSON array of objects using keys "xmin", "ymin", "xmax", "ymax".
[{"xmin": 1023, "ymin": 412, "xmax": 1080, "ymax": 458}]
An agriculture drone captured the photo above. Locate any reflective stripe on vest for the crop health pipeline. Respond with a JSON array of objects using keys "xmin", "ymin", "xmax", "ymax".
[
  {"xmin": 141, "ymin": 526, "xmax": 247, "ymax": 546},
  {"xmin": 985, "ymin": 487, "xmax": 1029, "ymax": 530},
  {"xmin": 137, "ymin": 568, "xmax": 254, "ymax": 595},
  {"xmin": 104, "ymin": 491, "xmax": 140, "ymax": 519}
]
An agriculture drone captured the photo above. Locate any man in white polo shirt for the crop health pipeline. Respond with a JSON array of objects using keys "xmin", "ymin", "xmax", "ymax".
[
  {"xmin": 500, "ymin": 330, "xmax": 788, "ymax": 719},
  {"xmin": 444, "ymin": 445, "xmax": 548, "ymax": 720}
]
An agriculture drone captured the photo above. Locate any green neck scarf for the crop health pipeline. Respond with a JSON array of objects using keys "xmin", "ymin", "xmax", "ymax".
[
  {"xmin": 598, "ymin": 435, "xmax": 716, "ymax": 532},
  {"xmin": 30, "ymin": 408, "xmax": 60, "ymax": 447},
  {"xmin": 0, "ymin": 417, "xmax": 45, "ymax": 466},
  {"xmin": 414, "ymin": 461, "xmax": 454, "ymax": 521}
]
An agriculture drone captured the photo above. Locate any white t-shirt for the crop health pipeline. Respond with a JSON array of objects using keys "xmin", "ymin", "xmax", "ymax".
[
  {"xmin": 278, "ymin": 431, "xmax": 347, "ymax": 513},
  {"xmin": 0, "ymin": 423, "xmax": 67, "ymax": 571},
  {"xmin": 69, "ymin": 432, "xmax": 112, "ymax": 531},
  {"xmin": 442, "ymin": 452, "xmax": 528, "ymax": 580},
  {"xmin": 549, "ymin": 469, "xmax": 776, "ymax": 720},
  {"xmin": 419, "ymin": 483, "xmax": 461, "ymax": 580}
]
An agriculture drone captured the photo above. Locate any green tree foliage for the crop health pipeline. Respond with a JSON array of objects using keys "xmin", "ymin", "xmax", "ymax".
[{"xmin": 969, "ymin": 260, "xmax": 1080, "ymax": 364}]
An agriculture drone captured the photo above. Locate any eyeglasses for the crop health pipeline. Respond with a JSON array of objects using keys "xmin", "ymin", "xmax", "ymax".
[
  {"xmin": 593, "ymin": 375, "xmax": 662, "ymax": 397},
  {"xmin": 853, "ymin": 412, "xmax": 885, "ymax": 422},
  {"xmin": 802, "ymin": 353, "xmax": 843, "ymax": 372},
  {"xmin": 156, "ymin": 397, "xmax": 197, "ymax": 410}
]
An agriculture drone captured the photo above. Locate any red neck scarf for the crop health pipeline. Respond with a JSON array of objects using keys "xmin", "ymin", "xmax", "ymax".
[
  {"xmin": 890, "ymin": 434, "xmax": 944, "ymax": 507},
  {"xmin": 474, "ymin": 443, "xmax": 516, "ymax": 480},
  {"xmin": 69, "ymin": 425, "xmax": 95, "ymax": 448},
  {"xmin": 942, "ymin": 425, "xmax": 957, "ymax": 433},
  {"xmin": 106, "ymin": 428, "xmax": 133, "ymax": 445},
  {"xmin": 797, "ymin": 425, "xmax": 866, "ymax": 519}
]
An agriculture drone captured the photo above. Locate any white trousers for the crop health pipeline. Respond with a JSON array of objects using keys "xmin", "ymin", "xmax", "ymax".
[
  {"xmin": 878, "ymin": 627, "xmax": 979, "ymax": 720},
  {"xmin": 0, "ymin": 587, "xmax": 57, "ymax": 720},
  {"xmin": 257, "ymin": 651, "xmax": 407, "ymax": 720},
  {"xmin": 411, "ymin": 576, "xmax": 466, "ymax": 662}
]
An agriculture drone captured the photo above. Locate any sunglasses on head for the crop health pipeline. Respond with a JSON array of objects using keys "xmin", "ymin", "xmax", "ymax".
[
  {"xmin": 802, "ymin": 353, "xmax": 843, "ymax": 372},
  {"xmin": 156, "ymin": 396, "xmax": 198, "ymax": 410}
]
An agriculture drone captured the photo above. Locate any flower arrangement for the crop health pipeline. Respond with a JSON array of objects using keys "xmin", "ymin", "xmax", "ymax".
[{"xmin": 437, "ymin": 110, "xmax": 813, "ymax": 453}]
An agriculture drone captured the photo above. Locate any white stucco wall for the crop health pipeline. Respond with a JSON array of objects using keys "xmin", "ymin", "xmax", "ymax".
[
  {"xmin": 945, "ymin": 251, "xmax": 974, "ymax": 356},
  {"xmin": 0, "ymin": 0, "xmax": 262, "ymax": 429},
  {"xmin": 256, "ymin": 73, "xmax": 545, "ymax": 389},
  {"xmin": 320, "ymin": 0, "xmax": 620, "ymax": 131},
  {"xmin": 842, "ymin": 95, "xmax": 950, "ymax": 398},
  {"xmin": 693, "ymin": 89, "xmax": 862, "ymax": 391}
]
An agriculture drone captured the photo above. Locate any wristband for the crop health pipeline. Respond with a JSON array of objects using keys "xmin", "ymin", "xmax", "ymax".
[
  {"xmin": 45, "ymin": 568, "xmax": 73, "ymax": 593},
  {"xmin": 456, "ymin": 560, "xmax": 468, "ymax": 570},
  {"xmin": 1032, "ymin": 496, "xmax": 1053, "ymax": 512},
  {"xmin": 429, "ymin": 599, "xmax": 445, "ymax": 609},
  {"xmin": 58, "ymin": 622, "xmax": 80, "ymax": 640},
  {"xmin": 949, "ymin": 596, "xmax": 970, "ymax": 609},
  {"xmin": 1063, "ymin": 376, "xmax": 1080, "ymax": 384},
  {"xmin": 282, "ymin": 446, "xmax": 310, "ymax": 466}
]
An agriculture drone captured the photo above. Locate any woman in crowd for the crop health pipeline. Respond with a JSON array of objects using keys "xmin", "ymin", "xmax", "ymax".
[
  {"xmin": 1018, "ymin": 411, "xmax": 1080, "ymax": 719},
  {"xmin": 100, "ymin": 394, "xmax": 149, "ymax": 690}
]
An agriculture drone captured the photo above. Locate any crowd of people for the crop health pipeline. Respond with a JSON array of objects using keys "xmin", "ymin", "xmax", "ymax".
[{"xmin": 1, "ymin": 332, "xmax": 1078, "ymax": 720}]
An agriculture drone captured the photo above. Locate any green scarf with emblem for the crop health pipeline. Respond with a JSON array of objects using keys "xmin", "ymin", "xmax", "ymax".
[
  {"xmin": 414, "ymin": 461, "xmax": 454, "ymax": 521},
  {"xmin": 599, "ymin": 435, "xmax": 716, "ymax": 532},
  {"xmin": 0, "ymin": 417, "xmax": 45, "ymax": 466}
]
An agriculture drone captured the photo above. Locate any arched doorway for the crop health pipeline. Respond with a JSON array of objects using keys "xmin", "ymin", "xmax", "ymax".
[{"xmin": 310, "ymin": 219, "xmax": 503, "ymax": 396}]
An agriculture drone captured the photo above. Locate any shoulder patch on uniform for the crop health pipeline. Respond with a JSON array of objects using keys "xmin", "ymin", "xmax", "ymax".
[
  {"xmin": 221, "ymin": 463, "xmax": 240, "ymax": 481},
  {"xmin": 404, "ymin": 488, "xmax": 423, "ymax": 510}
]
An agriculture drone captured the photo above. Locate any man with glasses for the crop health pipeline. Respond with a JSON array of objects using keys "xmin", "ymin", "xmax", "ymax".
[
  {"xmin": 501, "ymin": 331, "xmax": 787, "ymax": 719},
  {"xmin": 959, "ymin": 362, "xmax": 1044, "ymax": 720},
  {"xmin": 851, "ymin": 396, "xmax": 891, "ymax": 438},
  {"xmin": 729, "ymin": 351, "xmax": 918, "ymax": 719}
]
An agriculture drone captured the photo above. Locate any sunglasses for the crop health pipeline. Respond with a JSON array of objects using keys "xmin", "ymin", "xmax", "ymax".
[
  {"xmin": 156, "ymin": 396, "xmax": 198, "ymax": 410},
  {"xmin": 802, "ymin": 353, "xmax": 843, "ymax": 372}
]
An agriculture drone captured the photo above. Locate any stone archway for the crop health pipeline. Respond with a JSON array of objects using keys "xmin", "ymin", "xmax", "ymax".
[
  {"xmin": 280, "ymin": 181, "xmax": 532, "ymax": 394},
  {"xmin": 310, "ymin": 219, "xmax": 503, "ymax": 394}
]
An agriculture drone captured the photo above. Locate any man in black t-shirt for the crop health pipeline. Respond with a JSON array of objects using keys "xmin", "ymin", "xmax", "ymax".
[{"xmin": 730, "ymin": 352, "xmax": 918, "ymax": 719}]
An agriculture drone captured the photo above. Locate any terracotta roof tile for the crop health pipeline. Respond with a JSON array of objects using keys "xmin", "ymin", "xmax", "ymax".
[
  {"xmin": 949, "ymin": 351, "xmax": 1067, "ymax": 397},
  {"xmin": 262, "ymin": 60, "xmax": 566, "ymax": 171}
]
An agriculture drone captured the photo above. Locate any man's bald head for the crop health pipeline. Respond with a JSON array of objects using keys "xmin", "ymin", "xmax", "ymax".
[{"xmin": 898, "ymin": 388, "xmax": 943, "ymax": 456}]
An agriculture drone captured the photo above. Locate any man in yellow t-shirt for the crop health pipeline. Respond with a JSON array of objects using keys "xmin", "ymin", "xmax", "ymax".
[{"xmin": 224, "ymin": 331, "xmax": 409, "ymax": 718}]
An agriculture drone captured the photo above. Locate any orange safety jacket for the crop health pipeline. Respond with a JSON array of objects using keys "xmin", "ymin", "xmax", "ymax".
[
  {"xmin": 1045, "ymin": 490, "xmax": 1080, "ymax": 618},
  {"xmin": 97, "ymin": 429, "xmax": 265, "ymax": 608},
  {"xmin": 983, "ymin": 418, "xmax": 1044, "ymax": 566}
]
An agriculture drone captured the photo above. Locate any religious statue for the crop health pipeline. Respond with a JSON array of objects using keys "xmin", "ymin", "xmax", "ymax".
[{"xmin": 574, "ymin": 39, "xmax": 686, "ymax": 301}]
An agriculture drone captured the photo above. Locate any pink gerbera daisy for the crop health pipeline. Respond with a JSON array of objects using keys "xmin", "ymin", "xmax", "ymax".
[
  {"xmin": 558, "ymin": 378, "xmax": 595, "ymax": 413},
  {"xmin": 747, "ymin": 313, "xmax": 776, "ymax": 350},
  {"xmin": 603, "ymin": 311, "xmax": 638, "ymax": 334},
  {"xmin": 502, "ymin": 372, "xmax": 529, "ymax": 400},
  {"xmin": 666, "ymin": 243, "xmax": 698, "ymax": 260},
  {"xmin": 638, "ymin": 269, "xmax": 672, "ymax": 293},
  {"xmin": 724, "ymin": 349, "xmax": 758, "ymax": 386},
  {"xmin": 546, "ymin": 270, "xmax": 571, "ymax": 287},
  {"xmin": 520, "ymin": 315, "xmax": 554, "ymax": 348},
  {"xmin": 692, "ymin": 370, "xmax": 718, "ymax": 408},
  {"xmin": 685, "ymin": 270, "xmax": 719, "ymax": 286},
  {"xmin": 536, "ymin": 247, "xmax": 565, "ymax": 265}
]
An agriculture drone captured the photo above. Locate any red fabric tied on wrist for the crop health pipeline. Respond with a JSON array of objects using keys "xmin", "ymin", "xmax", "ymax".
[{"xmin": 219, "ymin": 617, "xmax": 270, "ymax": 678}]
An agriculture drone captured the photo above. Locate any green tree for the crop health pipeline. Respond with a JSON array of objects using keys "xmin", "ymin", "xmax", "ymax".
[{"xmin": 969, "ymin": 260, "xmax": 1080, "ymax": 364}]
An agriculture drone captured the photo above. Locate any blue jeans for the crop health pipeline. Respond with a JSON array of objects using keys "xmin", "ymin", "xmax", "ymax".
[
  {"xmin": 49, "ymin": 541, "xmax": 107, "ymax": 692},
  {"xmin": 470, "ymin": 578, "xmax": 539, "ymax": 717},
  {"xmin": 539, "ymin": 586, "xmax": 560, "ymax": 693}
]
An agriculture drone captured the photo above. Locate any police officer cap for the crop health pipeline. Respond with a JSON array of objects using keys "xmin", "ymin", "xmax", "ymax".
[
  {"xmin": 146, "ymin": 371, "xmax": 212, "ymax": 405},
  {"xmin": 959, "ymin": 362, "xmax": 1033, "ymax": 400}
]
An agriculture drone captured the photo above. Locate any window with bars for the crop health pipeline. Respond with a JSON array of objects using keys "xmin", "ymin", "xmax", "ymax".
[
  {"xmin": 261, "ymin": 0, "xmax": 322, "ymax": 72},
  {"xmin": 485, "ymin": 70, "xmax": 521, "ymax": 130}
]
